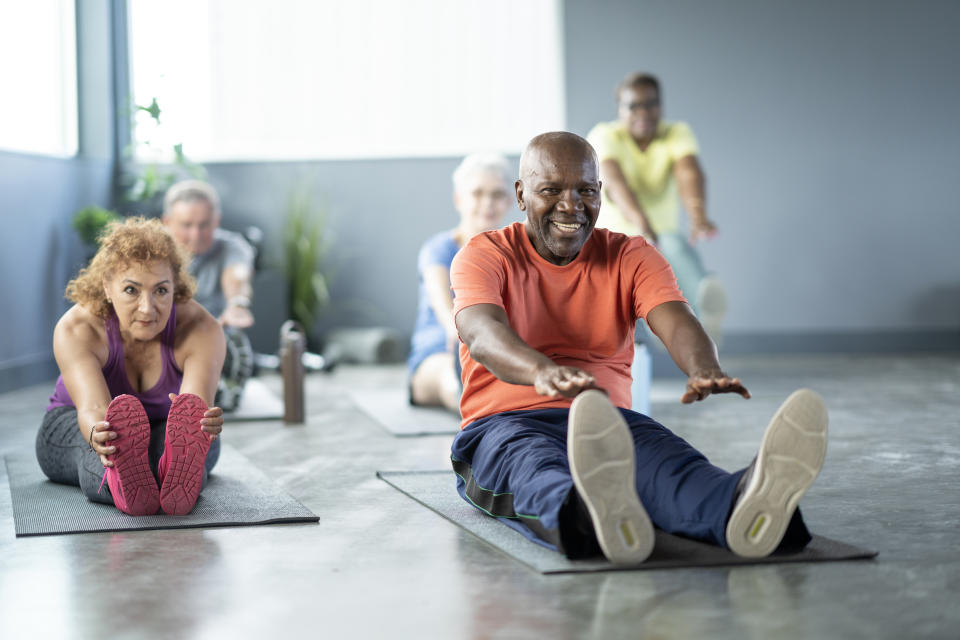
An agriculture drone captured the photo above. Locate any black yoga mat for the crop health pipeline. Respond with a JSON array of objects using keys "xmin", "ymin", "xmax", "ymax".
[
  {"xmin": 5, "ymin": 444, "xmax": 318, "ymax": 537},
  {"xmin": 377, "ymin": 470, "xmax": 877, "ymax": 574},
  {"xmin": 351, "ymin": 388, "xmax": 460, "ymax": 437}
]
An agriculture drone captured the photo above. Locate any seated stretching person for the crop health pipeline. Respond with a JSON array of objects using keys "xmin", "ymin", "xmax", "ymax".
[
  {"xmin": 587, "ymin": 72, "xmax": 726, "ymax": 343},
  {"xmin": 37, "ymin": 217, "xmax": 225, "ymax": 516},
  {"xmin": 163, "ymin": 180, "xmax": 255, "ymax": 410},
  {"xmin": 408, "ymin": 153, "xmax": 512, "ymax": 411},
  {"xmin": 449, "ymin": 132, "xmax": 827, "ymax": 563}
]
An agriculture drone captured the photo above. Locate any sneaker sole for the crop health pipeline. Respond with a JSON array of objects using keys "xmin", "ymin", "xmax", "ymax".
[
  {"xmin": 568, "ymin": 390, "xmax": 654, "ymax": 564},
  {"xmin": 726, "ymin": 388, "xmax": 828, "ymax": 558},
  {"xmin": 696, "ymin": 276, "xmax": 727, "ymax": 346},
  {"xmin": 105, "ymin": 395, "xmax": 160, "ymax": 516},
  {"xmin": 697, "ymin": 276, "xmax": 728, "ymax": 315},
  {"xmin": 160, "ymin": 394, "xmax": 211, "ymax": 515}
]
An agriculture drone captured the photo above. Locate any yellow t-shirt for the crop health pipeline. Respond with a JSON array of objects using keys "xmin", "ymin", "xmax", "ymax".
[{"xmin": 586, "ymin": 120, "xmax": 699, "ymax": 235}]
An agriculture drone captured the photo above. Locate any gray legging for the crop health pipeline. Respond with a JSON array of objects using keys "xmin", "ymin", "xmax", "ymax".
[{"xmin": 36, "ymin": 406, "xmax": 221, "ymax": 506}]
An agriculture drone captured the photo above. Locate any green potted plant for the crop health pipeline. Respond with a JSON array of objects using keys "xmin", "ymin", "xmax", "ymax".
[
  {"xmin": 72, "ymin": 205, "xmax": 121, "ymax": 258},
  {"xmin": 283, "ymin": 187, "xmax": 331, "ymax": 349}
]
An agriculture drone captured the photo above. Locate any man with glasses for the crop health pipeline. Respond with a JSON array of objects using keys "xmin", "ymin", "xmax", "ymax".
[{"xmin": 587, "ymin": 72, "xmax": 727, "ymax": 345}]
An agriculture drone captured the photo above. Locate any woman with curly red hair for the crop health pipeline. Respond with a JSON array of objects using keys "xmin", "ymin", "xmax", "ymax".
[{"xmin": 37, "ymin": 217, "xmax": 226, "ymax": 515}]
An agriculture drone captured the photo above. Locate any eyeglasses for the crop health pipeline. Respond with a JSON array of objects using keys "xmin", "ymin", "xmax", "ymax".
[{"xmin": 620, "ymin": 99, "xmax": 661, "ymax": 112}]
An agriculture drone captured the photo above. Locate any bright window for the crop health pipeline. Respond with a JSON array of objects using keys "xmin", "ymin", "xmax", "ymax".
[
  {"xmin": 0, "ymin": 0, "xmax": 78, "ymax": 157},
  {"xmin": 128, "ymin": 0, "xmax": 565, "ymax": 162}
]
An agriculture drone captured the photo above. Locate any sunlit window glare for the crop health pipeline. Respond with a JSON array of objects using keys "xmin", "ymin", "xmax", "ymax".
[
  {"xmin": 0, "ymin": 0, "xmax": 78, "ymax": 157},
  {"xmin": 128, "ymin": 0, "xmax": 565, "ymax": 162}
]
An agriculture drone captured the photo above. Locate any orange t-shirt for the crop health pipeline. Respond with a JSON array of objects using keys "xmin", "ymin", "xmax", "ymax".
[{"xmin": 451, "ymin": 222, "xmax": 686, "ymax": 427}]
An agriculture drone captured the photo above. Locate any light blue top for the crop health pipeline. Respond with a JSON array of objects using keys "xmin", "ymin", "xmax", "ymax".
[{"xmin": 408, "ymin": 230, "xmax": 461, "ymax": 373}]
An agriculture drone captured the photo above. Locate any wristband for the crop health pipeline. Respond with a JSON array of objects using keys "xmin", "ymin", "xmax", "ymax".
[{"xmin": 228, "ymin": 295, "xmax": 251, "ymax": 309}]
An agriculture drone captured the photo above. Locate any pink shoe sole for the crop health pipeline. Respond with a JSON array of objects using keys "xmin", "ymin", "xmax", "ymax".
[
  {"xmin": 104, "ymin": 395, "xmax": 160, "ymax": 516},
  {"xmin": 159, "ymin": 393, "xmax": 211, "ymax": 515}
]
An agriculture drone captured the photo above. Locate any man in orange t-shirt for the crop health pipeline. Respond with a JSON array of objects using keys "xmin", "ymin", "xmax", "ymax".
[{"xmin": 449, "ymin": 132, "xmax": 828, "ymax": 564}]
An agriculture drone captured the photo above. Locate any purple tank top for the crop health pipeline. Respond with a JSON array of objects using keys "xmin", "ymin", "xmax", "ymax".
[{"xmin": 47, "ymin": 304, "xmax": 184, "ymax": 421}]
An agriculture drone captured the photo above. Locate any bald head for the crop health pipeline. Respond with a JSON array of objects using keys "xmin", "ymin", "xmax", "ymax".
[
  {"xmin": 516, "ymin": 131, "xmax": 602, "ymax": 266},
  {"xmin": 519, "ymin": 132, "xmax": 598, "ymax": 182}
]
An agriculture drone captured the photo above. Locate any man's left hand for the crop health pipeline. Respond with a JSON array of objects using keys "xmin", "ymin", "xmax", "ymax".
[{"xmin": 681, "ymin": 369, "xmax": 750, "ymax": 404}]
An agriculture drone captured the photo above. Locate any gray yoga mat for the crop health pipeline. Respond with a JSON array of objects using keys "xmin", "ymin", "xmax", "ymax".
[
  {"xmin": 5, "ymin": 444, "xmax": 318, "ymax": 537},
  {"xmin": 377, "ymin": 470, "xmax": 877, "ymax": 574},
  {"xmin": 351, "ymin": 388, "xmax": 460, "ymax": 437},
  {"xmin": 224, "ymin": 378, "xmax": 284, "ymax": 422}
]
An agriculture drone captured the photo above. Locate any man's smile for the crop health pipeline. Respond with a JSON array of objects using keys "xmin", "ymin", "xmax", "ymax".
[{"xmin": 550, "ymin": 220, "xmax": 584, "ymax": 234}]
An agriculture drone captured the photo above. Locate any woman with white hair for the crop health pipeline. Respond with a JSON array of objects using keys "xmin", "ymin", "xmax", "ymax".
[{"xmin": 408, "ymin": 153, "xmax": 513, "ymax": 411}]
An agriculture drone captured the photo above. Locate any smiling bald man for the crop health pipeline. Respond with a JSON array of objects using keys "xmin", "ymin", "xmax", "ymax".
[{"xmin": 448, "ymin": 132, "xmax": 828, "ymax": 564}]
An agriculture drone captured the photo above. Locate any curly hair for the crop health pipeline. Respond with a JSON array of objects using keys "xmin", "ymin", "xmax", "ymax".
[{"xmin": 65, "ymin": 217, "xmax": 196, "ymax": 318}]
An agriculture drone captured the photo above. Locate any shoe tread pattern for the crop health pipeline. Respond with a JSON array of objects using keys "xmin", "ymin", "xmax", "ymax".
[
  {"xmin": 568, "ymin": 390, "xmax": 654, "ymax": 565},
  {"xmin": 160, "ymin": 394, "xmax": 211, "ymax": 515},
  {"xmin": 727, "ymin": 389, "xmax": 828, "ymax": 558},
  {"xmin": 105, "ymin": 395, "xmax": 160, "ymax": 516}
]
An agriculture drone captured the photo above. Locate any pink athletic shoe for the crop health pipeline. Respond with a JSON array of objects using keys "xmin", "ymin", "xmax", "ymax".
[
  {"xmin": 158, "ymin": 393, "xmax": 212, "ymax": 515},
  {"xmin": 101, "ymin": 394, "xmax": 161, "ymax": 516}
]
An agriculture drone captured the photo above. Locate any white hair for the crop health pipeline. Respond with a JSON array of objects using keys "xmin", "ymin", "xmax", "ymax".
[
  {"xmin": 451, "ymin": 153, "xmax": 511, "ymax": 194},
  {"xmin": 163, "ymin": 179, "xmax": 221, "ymax": 217}
]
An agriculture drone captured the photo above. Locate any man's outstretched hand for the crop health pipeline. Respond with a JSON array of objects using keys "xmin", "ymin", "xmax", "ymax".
[
  {"xmin": 534, "ymin": 365, "xmax": 603, "ymax": 398},
  {"xmin": 682, "ymin": 369, "xmax": 751, "ymax": 404}
]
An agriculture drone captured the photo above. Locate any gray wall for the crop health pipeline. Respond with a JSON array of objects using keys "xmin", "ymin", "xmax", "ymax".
[
  {"xmin": 564, "ymin": 0, "xmax": 960, "ymax": 349},
  {"xmin": 0, "ymin": 1, "xmax": 116, "ymax": 390},
  {"xmin": 212, "ymin": 0, "xmax": 960, "ymax": 354}
]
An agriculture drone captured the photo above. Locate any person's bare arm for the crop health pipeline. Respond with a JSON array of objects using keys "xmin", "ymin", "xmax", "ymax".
[
  {"xmin": 673, "ymin": 154, "xmax": 716, "ymax": 243},
  {"xmin": 219, "ymin": 263, "xmax": 254, "ymax": 328},
  {"xmin": 422, "ymin": 264, "xmax": 458, "ymax": 344},
  {"xmin": 53, "ymin": 307, "xmax": 117, "ymax": 465},
  {"xmin": 177, "ymin": 301, "xmax": 226, "ymax": 404},
  {"xmin": 599, "ymin": 158, "xmax": 657, "ymax": 242},
  {"xmin": 456, "ymin": 303, "xmax": 601, "ymax": 398},
  {"xmin": 645, "ymin": 300, "xmax": 749, "ymax": 403},
  {"xmin": 174, "ymin": 301, "xmax": 227, "ymax": 439}
]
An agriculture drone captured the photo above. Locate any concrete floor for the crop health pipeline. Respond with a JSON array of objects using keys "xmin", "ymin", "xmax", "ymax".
[{"xmin": 1, "ymin": 353, "xmax": 958, "ymax": 639}]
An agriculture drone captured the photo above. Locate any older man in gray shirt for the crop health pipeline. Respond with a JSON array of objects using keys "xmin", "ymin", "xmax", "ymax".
[
  {"xmin": 163, "ymin": 179, "xmax": 256, "ymax": 409},
  {"xmin": 163, "ymin": 180, "xmax": 255, "ymax": 328}
]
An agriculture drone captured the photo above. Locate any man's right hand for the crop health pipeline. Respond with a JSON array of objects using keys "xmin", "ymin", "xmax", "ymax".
[
  {"xmin": 219, "ymin": 304, "xmax": 254, "ymax": 329},
  {"xmin": 688, "ymin": 218, "xmax": 717, "ymax": 245},
  {"xmin": 533, "ymin": 364, "xmax": 602, "ymax": 398}
]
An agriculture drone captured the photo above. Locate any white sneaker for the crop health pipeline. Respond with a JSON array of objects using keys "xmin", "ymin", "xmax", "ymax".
[
  {"xmin": 568, "ymin": 390, "xmax": 654, "ymax": 564},
  {"xmin": 726, "ymin": 389, "xmax": 828, "ymax": 558},
  {"xmin": 696, "ymin": 275, "xmax": 727, "ymax": 347}
]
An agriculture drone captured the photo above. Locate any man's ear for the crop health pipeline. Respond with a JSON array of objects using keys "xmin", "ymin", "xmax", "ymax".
[{"xmin": 515, "ymin": 179, "xmax": 525, "ymax": 211}]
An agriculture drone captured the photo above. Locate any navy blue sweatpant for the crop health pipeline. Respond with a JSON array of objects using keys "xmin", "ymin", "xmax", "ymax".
[{"xmin": 450, "ymin": 407, "xmax": 811, "ymax": 558}]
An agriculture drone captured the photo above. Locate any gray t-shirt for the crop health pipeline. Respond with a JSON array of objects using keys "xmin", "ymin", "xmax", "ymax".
[{"xmin": 190, "ymin": 227, "xmax": 254, "ymax": 319}]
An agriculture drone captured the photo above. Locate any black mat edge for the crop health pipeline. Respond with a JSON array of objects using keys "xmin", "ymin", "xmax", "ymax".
[{"xmin": 12, "ymin": 516, "xmax": 320, "ymax": 538}]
